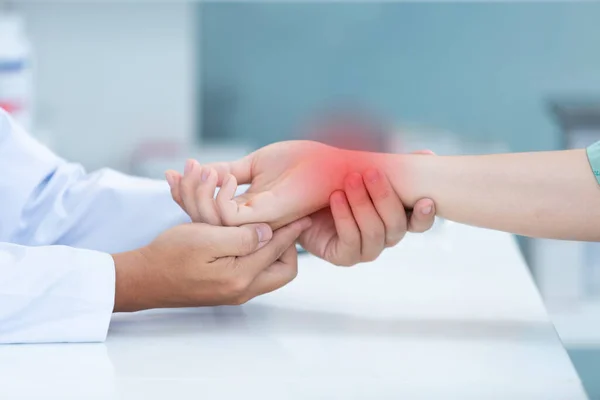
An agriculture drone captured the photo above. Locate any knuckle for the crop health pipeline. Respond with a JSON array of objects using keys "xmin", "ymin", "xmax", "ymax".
[
  {"xmin": 385, "ymin": 224, "xmax": 407, "ymax": 245},
  {"xmin": 385, "ymin": 234, "xmax": 405, "ymax": 247},
  {"xmin": 364, "ymin": 227, "xmax": 385, "ymax": 243},
  {"xmin": 225, "ymin": 275, "xmax": 251, "ymax": 297},
  {"xmin": 180, "ymin": 179, "xmax": 195, "ymax": 194},
  {"xmin": 195, "ymin": 185, "xmax": 210, "ymax": 200},
  {"xmin": 374, "ymin": 187, "xmax": 393, "ymax": 201},
  {"xmin": 331, "ymin": 256, "xmax": 358, "ymax": 267},
  {"xmin": 230, "ymin": 295, "xmax": 251, "ymax": 306},
  {"xmin": 288, "ymin": 263, "xmax": 299, "ymax": 281},
  {"xmin": 341, "ymin": 236, "xmax": 361, "ymax": 251},
  {"xmin": 220, "ymin": 212, "xmax": 236, "ymax": 227},
  {"xmin": 351, "ymin": 195, "xmax": 372, "ymax": 207},
  {"xmin": 362, "ymin": 253, "xmax": 379, "ymax": 263}
]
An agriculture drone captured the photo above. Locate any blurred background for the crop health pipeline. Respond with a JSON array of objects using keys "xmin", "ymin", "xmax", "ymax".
[{"xmin": 2, "ymin": 1, "xmax": 600, "ymax": 396}]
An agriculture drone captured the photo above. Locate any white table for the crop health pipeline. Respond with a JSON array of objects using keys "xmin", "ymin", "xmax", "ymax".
[{"xmin": 0, "ymin": 223, "xmax": 587, "ymax": 399}]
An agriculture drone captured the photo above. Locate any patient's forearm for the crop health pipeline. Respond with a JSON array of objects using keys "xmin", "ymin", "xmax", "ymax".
[{"xmin": 377, "ymin": 149, "xmax": 600, "ymax": 241}]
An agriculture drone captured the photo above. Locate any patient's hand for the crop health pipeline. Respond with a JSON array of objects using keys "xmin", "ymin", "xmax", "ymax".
[
  {"xmin": 171, "ymin": 141, "xmax": 359, "ymax": 229},
  {"xmin": 165, "ymin": 144, "xmax": 436, "ymax": 266}
]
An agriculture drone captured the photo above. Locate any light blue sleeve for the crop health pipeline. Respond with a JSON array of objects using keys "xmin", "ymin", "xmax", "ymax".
[
  {"xmin": 0, "ymin": 108, "xmax": 189, "ymax": 253},
  {"xmin": 586, "ymin": 141, "xmax": 600, "ymax": 185}
]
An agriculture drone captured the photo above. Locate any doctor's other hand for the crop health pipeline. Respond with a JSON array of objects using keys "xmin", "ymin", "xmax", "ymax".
[
  {"xmin": 166, "ymin": 162, "xmax": 436, "ymax": 267},
  {"xmin": 111, "ymin": 218, "xmax": 311, "ymax": 312},
  {"xmin": 297, "ymin": 172, "xmax": 436, "ymax": 266}
]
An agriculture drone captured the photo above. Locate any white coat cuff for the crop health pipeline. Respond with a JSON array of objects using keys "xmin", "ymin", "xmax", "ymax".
[{"xmin": 0, "ymin": 246, "xmax": 115, "ymax": 344}]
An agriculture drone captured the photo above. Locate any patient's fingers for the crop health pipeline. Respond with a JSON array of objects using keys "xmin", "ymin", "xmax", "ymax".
[
  {"xmin": 216, "ymin": 174, "xmax": 241, "ymax": 225},
  {"xmin": 203, "ymin": 154, "xmax": 254, "ymax": 186},
  {"xmin": 165, "ymin": 170, "xmax": 184, "ymax": 210},
  {"xmin": 195, "ymin": 167, "xmax": 221, "ymax": 225},
  {"xmin": 180, "ymin": 160, "xmax": 204, "ymax": 221},
  {"xmin": 216, "ymin": 187, "xmax": 281, "ymax": 228}
]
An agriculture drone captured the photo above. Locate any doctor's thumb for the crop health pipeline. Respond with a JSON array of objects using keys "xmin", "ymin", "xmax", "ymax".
[{"xmin": 247, "ymin": 223, "xmax": 274, "ymax": 250}]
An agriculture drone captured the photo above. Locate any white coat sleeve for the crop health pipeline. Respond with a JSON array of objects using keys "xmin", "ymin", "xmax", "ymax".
[
  {"xmin": 0, "ymin": 243, "xmax": 115, "ymax": 344},
  {"xmin": 0, "ymin": 109, "xmax": 189, "ymax": 343},
  {"xmin": 0, "ymin": 109, "xmax": 189, "ymax": 252}
]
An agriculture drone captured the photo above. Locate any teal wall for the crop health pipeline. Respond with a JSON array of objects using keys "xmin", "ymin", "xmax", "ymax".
[{"xmin": 200, "ymin": 3, "xmax": 600, "ymax": 150}]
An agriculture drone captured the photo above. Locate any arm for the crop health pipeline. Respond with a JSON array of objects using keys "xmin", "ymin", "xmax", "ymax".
[
  {"xmin": 0, "ymin": 109, "xmax": 189, "ymax": 253},
  {"xmin": 165, "ymin": 159, "xmax": 436, "ymax": 266},
  {"xmin": 1, "ymin": 217, "xmax": 310, "ymax": 343},
  {"xmin": 377, "ymin": 149, "xmax": 600, "ymax": 241},
  {"xmin": 188, "ymin": 140, "xmax": 598, "ymax": 242}
]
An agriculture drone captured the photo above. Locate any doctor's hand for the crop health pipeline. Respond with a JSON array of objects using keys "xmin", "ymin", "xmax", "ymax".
[
  {"xmin": 166, "ymin": 161, "xmax": 436, "ymax": 266},
  {"xmin": 111, "ymin": 218, "xmax": 311, "ymax": 312}
]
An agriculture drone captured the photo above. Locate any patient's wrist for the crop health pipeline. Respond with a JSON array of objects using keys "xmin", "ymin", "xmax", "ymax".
[
  {"xmin": 356, "ymin": 152, "xmax": 437, "ymax": 208},
  {"xmin": 337, "ymin": 149, "xmax": 438, "ymax": 208}
]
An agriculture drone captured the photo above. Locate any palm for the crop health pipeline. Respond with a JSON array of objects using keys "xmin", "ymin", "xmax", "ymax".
[{"xmin": 225, "ymin": 141, "xmax": 351, "ymax": 229}]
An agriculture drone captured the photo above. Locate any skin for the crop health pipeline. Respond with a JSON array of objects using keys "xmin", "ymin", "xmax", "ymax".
[
  {"xmin": 172, "ymin": 140, "xmax": 600, "ymax": 241},
  {"xmin": 112, "ymin": 218, "xmax": 311, "ymax": 312},
  {"xmin": 387, "ymin": 149, "xmax": 600, "ymax": 241},
  {"xmin": 166, "ymin": 152, "xmax": 436, "ymax": 267}
]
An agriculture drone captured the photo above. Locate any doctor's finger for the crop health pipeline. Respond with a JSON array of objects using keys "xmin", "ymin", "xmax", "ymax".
[
  {"xmin": 329, "ymin": 191, "xmax": 361, "ymax": 266},
  {"xmin": 236, "ymin": 217, "xmax": 311, "ymax": 278},
  {"xmin": 239, "ymin": 244, "xmax": 299, "ymax": 303},
  {"xmin": 208, "ymin": 223, "xmax": 273, "ymax": 257},
  {"xmin": 408, "ymin": 199, "xmax": 436, "ymax": 233},
  {"xmin": 362, "ymin": 168, "xmax": 408, "ymax": 247},
  {"xmin": 344, "ymin": 173, "xmax": 385, "ymax": 262}
]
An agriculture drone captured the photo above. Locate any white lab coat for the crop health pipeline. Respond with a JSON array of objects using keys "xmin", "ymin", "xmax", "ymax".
[{"xmin": 0, "ymin": 109, "xmax": 189, "ymax": 344}]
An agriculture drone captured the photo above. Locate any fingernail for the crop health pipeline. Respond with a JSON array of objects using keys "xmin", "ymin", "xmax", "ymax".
[
  {"xmin": 364, "ymin": 168, "xmax": 380, "ymax": 183},
  {"xmin": 256, "ymin": 224, "xmax": 272, "ymax": 248},
  {"xmin": 421, "ymin": 205, "xmax": 433, "ymax": 215},
  {"xmin": 184, "ymin": 159, "xmax": 195, "ymax": 174},
  {"xmin": 201, "ymin": 168, "xmax": 210, "ymax": 182},
  {"xmin": 347, "ymin": 173, "xmax": 362, "ymax": 190}
]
